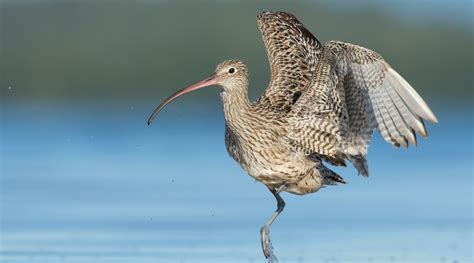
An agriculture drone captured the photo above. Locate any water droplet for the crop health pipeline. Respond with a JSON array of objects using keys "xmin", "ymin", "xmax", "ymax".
[{"xmin": 7, "ymin": 86, "xmax": 12, "ymax": 90}]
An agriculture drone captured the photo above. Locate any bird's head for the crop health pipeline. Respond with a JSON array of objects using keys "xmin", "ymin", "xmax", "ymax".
[
  {"xmin": 147, "ymin": 59, "xmax": 248, "ymax": 125},
  {"xmin": 214, "ymin": 59, "xmax": 249, "ymax": 87}
]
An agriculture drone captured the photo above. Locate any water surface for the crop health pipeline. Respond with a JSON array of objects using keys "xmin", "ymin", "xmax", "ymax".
[{"xmin": 1, "ymin": 102, "xmax": 472, "ymax": 262}]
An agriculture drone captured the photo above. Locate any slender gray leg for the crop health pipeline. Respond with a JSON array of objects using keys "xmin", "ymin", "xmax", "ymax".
[{"xmin": 260, "ymin": 186, "xmax": 286, "ymax": 259}]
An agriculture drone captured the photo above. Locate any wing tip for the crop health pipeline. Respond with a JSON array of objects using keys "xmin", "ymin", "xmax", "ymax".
[
  {"xmin": 257, "ymin": 11, "xmax": 296, "ymax": 20},
  {"xmin": 409, "ymin": 128, "xmax": 418, "ymax": 146},
  {"xmin": 426, "ymin": 112, "xmax": 439, "ymax": 124},
  {"xmin": 387, "ymin": 68, "xmax": 439, "ymax": 125},
  {"xmin": 419, "ymin": 106, "xmax": 438, "ymax": 124},
  {"xmin": 418, "ymin": 118, "xmax": 429, "ymax": 138}
]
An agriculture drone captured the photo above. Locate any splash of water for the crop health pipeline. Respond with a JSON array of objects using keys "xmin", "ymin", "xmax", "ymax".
[{"xmin": 266, "ymin": 241, "xmax": 278, "ymax": 263}]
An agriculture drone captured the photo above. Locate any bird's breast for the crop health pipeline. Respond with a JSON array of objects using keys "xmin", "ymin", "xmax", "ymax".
[{"xmin": 224, "ymin": 123, "xmax": 313, "ymax": 187}]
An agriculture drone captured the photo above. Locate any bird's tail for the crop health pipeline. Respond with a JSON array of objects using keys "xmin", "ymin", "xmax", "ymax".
[
  {"xmin": 316, "ymin": 162, "xmax": 347, "ymax": 185},
  {"xmin": 347, "ymin": 154, "xmax": 369, "ymax": 177}
]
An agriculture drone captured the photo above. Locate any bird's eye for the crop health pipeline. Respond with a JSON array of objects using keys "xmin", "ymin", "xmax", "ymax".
[{"xmin": 228, "ymin": 67, "xmax": 235, "ymax": 74}]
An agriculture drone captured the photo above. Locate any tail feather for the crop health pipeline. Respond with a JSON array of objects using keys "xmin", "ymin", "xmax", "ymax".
[
  {"xmin": 347, "ymin": 154, "xmax": 369, "ymax": 177},
  {"xmin": 316, "ymin": 162, "xmax": 347, "ymax": 185}
]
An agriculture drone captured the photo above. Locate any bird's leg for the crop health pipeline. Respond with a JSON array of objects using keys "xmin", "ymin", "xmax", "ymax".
[{"xmin": 260, "ymin": 186, "xmax": 286, "ymax": 259}]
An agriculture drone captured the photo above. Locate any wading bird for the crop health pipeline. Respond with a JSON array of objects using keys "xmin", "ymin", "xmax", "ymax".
[{"xmin": 147, "ymin": 11, "xmax": 437, "ymax": 260}]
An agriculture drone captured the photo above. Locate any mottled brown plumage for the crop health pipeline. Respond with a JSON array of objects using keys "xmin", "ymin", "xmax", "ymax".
[{"xmin": 148, "ymin": 11, "xmax": 437, "ymax": 260}]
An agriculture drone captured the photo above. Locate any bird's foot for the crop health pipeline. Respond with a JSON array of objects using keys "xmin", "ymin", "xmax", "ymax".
[{"xmin": 260, "ymin": 225, "xmax": 276, "ymax": 262}]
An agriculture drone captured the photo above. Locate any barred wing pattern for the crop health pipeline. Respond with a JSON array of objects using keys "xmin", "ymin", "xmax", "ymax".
[
  {"xmin": 287, "ymin": 41, "xmax": 438, "ymax": 176},
  {"xmin": 256, "ymin": 11, "xmax": 322, "ymax": 112}
]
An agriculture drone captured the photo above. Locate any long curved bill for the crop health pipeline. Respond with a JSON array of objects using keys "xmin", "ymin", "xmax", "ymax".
[{"xmin": 147, "ymin": 73, "xmax": 218, "ymax": 125}]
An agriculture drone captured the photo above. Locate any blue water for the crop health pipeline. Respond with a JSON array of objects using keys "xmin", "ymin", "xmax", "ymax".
[{"xmin": 0, "ymin": 101, "xmax": 472, "ymax": 262}]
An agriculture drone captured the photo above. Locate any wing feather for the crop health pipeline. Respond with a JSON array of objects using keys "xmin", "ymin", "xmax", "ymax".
[
  {"xmin": 388, "ymin": 68, "xmax": 438, "ymax": 123},
  {"xmin": 285, "ymin": 41, "xmax": 437, "ymax": 176},
  {"xmin": 369, "ymin": 89, "xmax": 397, "ymax": 145},
  {"xmin": 255, "ymin": 11, "xmax": 322, "ymax": 112},
  {"xmin": 382, "ymin": 83, "xmax": 416, "ymax": 146},
  {"xmin": 384, "ymin": 77, "xmax": 426, "ymax": 140}
]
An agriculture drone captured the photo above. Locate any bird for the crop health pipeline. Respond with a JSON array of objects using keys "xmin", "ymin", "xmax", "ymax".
[{"xmin": 147, "ymin": 11, "xmax": 438, "ymax": 260}]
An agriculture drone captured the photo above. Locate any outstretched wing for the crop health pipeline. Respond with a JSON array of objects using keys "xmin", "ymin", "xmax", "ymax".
[
  {"xmin": 255, "ymin": 11, "xmax": 322, "ymax": 112},
  {"xmin": 286, "ymin": 41, "xmax": 438, "ymax": 176}
]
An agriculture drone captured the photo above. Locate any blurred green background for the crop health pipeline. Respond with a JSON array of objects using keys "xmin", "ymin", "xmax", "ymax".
[{"xmin": 1, "ymin": 0, "xmax": 472, "ymax": 104}]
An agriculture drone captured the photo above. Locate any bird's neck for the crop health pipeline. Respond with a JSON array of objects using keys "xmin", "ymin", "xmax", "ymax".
[{"xmin": 220, "ymin": 82, "xmax": 253, "ymax": 133}]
